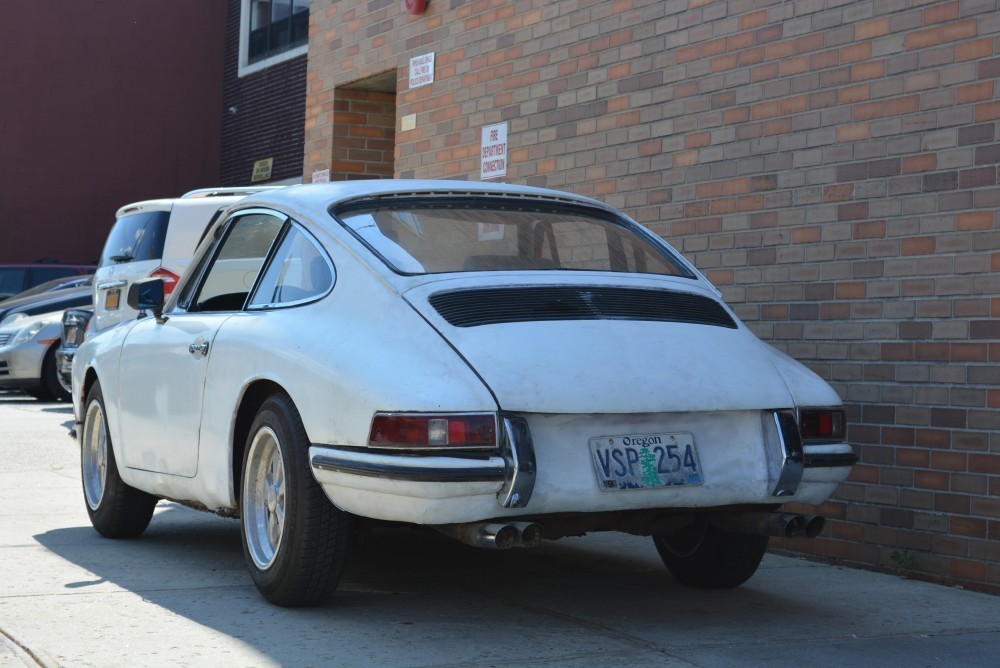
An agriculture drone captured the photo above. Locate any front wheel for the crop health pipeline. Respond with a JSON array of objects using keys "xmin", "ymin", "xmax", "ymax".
[
  {"xmin": 240, "ymin": 392, "xmax": 351, "ymax": 606},
  {"xmin": 653, "ymin": 517, "xmax": 768, "ymax": 589},
  {"xmin": 81, "ymin": 380, "xmax": 157, "ymax": 538},
  {"xmin": 41, "ymin": 345, "xmax": 71, "ymax": 402}
]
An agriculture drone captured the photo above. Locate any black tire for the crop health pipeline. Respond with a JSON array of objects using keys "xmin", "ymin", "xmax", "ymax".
[
  {"xmin": 22, "ymin": 386, "xmax": 53, "ymax": 401},
  {"xmin": 81, "ymin": 380, "xmax": 157, "ymax": 538},
  {"xmin": 40, "ymin": 344, "xmax": 71, "ymax": 402},
  {"xmin": 653, "ymin": 516, "xmax": 769, "ymax": 589},
  {"xmin": 240, "ymin": 392, "xmax": 351, "ymax": 607}
]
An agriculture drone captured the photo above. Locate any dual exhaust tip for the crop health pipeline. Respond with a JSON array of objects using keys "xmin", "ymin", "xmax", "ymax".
[
  {"xmin": 719, "ymin": 512, "xmax": 826, "ymax": 538},
  {"xmin": 437, "ymin": 512, "xmax": 823, "ymax": 550},
  {"xmin": 436, "ymin": 521, "xmax": 544, "ymax": 550}
]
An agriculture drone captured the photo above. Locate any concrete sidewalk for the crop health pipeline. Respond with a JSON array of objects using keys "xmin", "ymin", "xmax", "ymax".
[{"xmin": 1, "ymin": 393, "xmax": 998, "ymax": 667}]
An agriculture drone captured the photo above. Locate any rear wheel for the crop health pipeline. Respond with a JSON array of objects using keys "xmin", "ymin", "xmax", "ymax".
[
  {"xmin": 240, "ymin": 392, "xmax": 351, "ymax": 606},
  {"xmin": 653, "ymin": 517, "xmax": 768, "ymax": 589},
  {"xmin": 81, "ymin": 380, "xmax": 157, "ymax": 538}
]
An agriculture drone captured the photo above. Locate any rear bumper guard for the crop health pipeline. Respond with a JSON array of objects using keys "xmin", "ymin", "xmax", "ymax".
[{"xmin": 764, "ymin": 410, "xmax": 856, "ymax": 497}]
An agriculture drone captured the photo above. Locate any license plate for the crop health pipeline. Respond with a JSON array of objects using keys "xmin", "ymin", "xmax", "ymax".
[
  {"xmin": 105, "ymin": 288, "xmax": 120, "ymax": 310},
  {"xmin": 590, "ymin": 432, "xmax": 703, "ymax": 491}
]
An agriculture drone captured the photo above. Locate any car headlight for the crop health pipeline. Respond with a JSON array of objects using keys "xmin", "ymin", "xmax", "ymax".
[
  {"xmin": 0, "ymin": 312, "xmax": 27, "ymax": 330},
  {"xmin": 11, "ymin": 321, "xmax": 46, "ymax": 346}
]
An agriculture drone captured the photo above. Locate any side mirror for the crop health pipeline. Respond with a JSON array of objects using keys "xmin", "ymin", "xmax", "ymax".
[{"xmin": 127, "ymin": 278, "xmax": 167, "ymax": 322}]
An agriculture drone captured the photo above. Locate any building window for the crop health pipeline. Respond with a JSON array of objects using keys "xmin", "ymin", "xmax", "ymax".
[{"xmin": 239, "ymin": 0, "xmax": 309, "ymax": 77}]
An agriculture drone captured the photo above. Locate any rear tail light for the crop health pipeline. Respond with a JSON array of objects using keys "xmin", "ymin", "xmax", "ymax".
[
  {"xmin": 149, "ymin": 267, "xmax": 181, "ymax": 297},
  {"xmin": 369, "ymin": 413, "xmax": 497, "ymax": 449},
  {"xmin": 798, "ymin": 408, "xmax": 845, "ymax": 441}
]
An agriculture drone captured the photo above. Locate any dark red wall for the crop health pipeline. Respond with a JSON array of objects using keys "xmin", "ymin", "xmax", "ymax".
[{"xmin": 0, "ymin": 2, "xmax": 228, "ymax": 264}]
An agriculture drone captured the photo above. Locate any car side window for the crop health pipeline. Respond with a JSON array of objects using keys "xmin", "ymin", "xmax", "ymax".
[
  {"xmin": 0, "ymin": 268, "xmax": 28, "ymax": 297},
  {"xmin": 191, "ymin": 212, "xmax": 285, "ymax": 312},
  {"xmin": 248, "ymin": 226, "xmax": 334, "ymax": 309}
]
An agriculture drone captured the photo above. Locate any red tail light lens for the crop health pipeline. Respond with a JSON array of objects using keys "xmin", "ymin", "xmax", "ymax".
[
  {"xmin": 369, "ymin": 413, "xmax": 497, "ymax": 449},
  {"xmin": 798, "ymin": 409, "xmax": 845, "ymax": 441},
  {"xmin": 150, "ymin": 267, "xmax": 181, "ymax": 297}
]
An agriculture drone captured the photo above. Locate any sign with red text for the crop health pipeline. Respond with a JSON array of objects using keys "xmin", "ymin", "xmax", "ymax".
[{"xmin": 481, "ymin": 122, "xmax": 508, "ymax": 180}]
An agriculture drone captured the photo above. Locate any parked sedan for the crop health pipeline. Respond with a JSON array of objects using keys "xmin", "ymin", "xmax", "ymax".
[
  {"xmin": 0, "ymin": 286, "xmax": 92, "ymax": 400},
  {"xmin": 72, "ymin": 180, "xmax": 856, "ymax": 606}
]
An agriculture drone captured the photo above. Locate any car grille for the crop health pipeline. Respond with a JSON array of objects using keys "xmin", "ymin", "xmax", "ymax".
[
  {"xmin": 0, "ymin": 360, "xmax": 8, "ymax": 376},
  {"xmin": 0, "ymin": 333, "xmax": 11, "ymax": 346},
  {"xmin": 428, "ymin": 286, "xmax": 738, "ymax": 329}
]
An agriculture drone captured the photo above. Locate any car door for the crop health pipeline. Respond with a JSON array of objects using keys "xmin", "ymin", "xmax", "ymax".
[{"xmin": 116, "ymin": 211, "xmax": 287, "ymax": 477}]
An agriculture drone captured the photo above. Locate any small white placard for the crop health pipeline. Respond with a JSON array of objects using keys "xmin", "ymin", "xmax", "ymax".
[
  {"xmin": 409, "ymin": 52, "xmax": 435, "ymax": 89},
  {"xmin": 478, "ymin": 223, "xmax": 505, "ymax": 241},
  {"xmin": 312, "ymin": 169, "xmax": 330, "ymax": 183},
  {"xmin": 481, "ymin": 122, "xmax": 508, "ymax": 180}
]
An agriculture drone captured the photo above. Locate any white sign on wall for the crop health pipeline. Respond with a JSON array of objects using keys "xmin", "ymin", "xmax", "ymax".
[
  {"xmin": 481, "ymin": 122, "xmax": 508, "ymax": 180},
  {"xmin": 409, "ymin": 52, "xmax": 435, "ymax": 89},
  {"xmin": 312, "ymin": 169, "xmax": 330, "ymax": 183}
]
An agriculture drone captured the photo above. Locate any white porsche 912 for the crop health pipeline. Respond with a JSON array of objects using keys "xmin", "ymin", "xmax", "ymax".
[{"xmin": 72, "ymin": 180, "xmax": 856, "ymax": 606}]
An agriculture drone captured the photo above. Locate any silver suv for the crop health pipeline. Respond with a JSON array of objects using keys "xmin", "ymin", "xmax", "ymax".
[{"xmin": 92, "ymin": 187, "xmax": 276, "ymax": 333}]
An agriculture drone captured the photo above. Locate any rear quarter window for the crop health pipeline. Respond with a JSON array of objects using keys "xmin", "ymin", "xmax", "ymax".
[{"xmin": 100, "ymin": 211, "xmax": 170, "ymax": 267}]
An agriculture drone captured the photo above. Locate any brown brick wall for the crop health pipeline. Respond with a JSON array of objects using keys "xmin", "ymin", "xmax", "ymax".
[
  {"xmin": 306, "ymin": 0, "xmax": 1000, "ymax": 592},
  {"xmin": 221, "ymin": 0, "xmax": 307, "ymax": 186},
  {"xmin": 330, "ymin": 89, "xmax": 397, "ymax": 180}
]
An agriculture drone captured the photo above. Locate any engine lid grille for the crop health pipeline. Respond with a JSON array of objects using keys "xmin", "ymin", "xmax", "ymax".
[{"xmin": 428, "ymin": 286, "xmax": 738, "ymax": 329}]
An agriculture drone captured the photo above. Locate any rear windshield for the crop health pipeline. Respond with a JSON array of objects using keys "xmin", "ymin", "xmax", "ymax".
[
  {"xmin": 333, "ymin": 198, "xmax": 693, "ymax": 278},
  {"xmin": 99, "ymin": 210, "xmax": 170, "ymax": 267}
]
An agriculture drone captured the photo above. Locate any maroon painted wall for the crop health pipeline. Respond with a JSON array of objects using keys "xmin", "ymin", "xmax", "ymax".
[{"xmin": 0, "ymin": 1, "xmax": 228, "ymax": 264}]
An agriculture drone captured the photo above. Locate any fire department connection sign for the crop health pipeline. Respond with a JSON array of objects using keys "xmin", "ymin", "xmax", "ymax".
[{"xmin": 481, "ymin": 122, "xmax": 508, "ymax": 179}]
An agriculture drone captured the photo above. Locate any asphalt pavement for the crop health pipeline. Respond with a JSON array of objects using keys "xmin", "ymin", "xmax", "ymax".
[{"xmin": 1, "ymin": 391, "xmax": 998, "ymax": 667}]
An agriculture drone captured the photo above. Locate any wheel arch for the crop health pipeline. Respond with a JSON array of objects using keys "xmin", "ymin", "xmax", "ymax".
[
  {"xmin": 81, "ymin": 367, "xmax": 100, "ymax": 409},
  {"xmin": 232, "ymin": 379, "xmax": 291, "ymax": 506}
]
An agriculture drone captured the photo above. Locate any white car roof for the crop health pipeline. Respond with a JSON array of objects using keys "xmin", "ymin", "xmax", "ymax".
[
  {"xmin": 115, "ymin": 186, "xmax": 282, "ymax": 219},
  {"xmin": 234, "ymin": 180, "xmax": 614, "ymax": 225}
]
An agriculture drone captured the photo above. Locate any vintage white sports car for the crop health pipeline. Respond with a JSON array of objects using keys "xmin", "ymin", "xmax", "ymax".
[{"xmin": 72, "ymin": 180, "xmax": 855, "ymax": 606}]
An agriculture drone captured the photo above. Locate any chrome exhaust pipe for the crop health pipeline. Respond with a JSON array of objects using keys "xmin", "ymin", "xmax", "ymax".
[
  {"xmin": 715, "ymin": 512, "xmax": 810, "ymax": 538},
  {"xmin": 434, "ymin": 522, "xmax": 519, "ymax": 549},
  {"xmin": 801, "ymin": 515, "xmax": 825, "ymax": 538},
  {"xmin": 512, "ymin": 522, "xmax": 544, "ymax": 548}
]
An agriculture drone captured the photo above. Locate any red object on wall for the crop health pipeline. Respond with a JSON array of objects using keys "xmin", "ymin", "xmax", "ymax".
[{"xmin": 405, "ymin": 0, "xmax": 428, "ymax": 15}]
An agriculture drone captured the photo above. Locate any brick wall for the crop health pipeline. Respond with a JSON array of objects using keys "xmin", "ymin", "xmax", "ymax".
[
  {"xmin": 305, "ymin": 0, "xmax": 1000, "ymax": 592},
  {"xmin": 221, "ymin": 0, "xmax": 307, "ymax": 186},
  {"xmin": 330, "ymin": 89, "xmax": 397, "ymax": 180}
]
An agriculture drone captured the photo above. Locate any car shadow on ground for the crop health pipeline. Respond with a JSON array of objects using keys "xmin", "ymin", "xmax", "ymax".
[
  {"xmin": 33, "ymin": 502, "xmax": 857, "ymax": 665},
  {"xmin": 0, "ymin": 392, "xmax": 72, "ymax": 407}
]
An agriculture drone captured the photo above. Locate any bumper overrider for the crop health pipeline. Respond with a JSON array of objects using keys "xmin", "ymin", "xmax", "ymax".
[{"xmin": 308, "ymin": 410, "xmax": 856, "ymax": 525}]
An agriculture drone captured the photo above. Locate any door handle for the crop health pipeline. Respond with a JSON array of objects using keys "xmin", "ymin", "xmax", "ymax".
[{"xmin": 188, "ymin": 341, "xmax": 209, "ymax": 356}]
